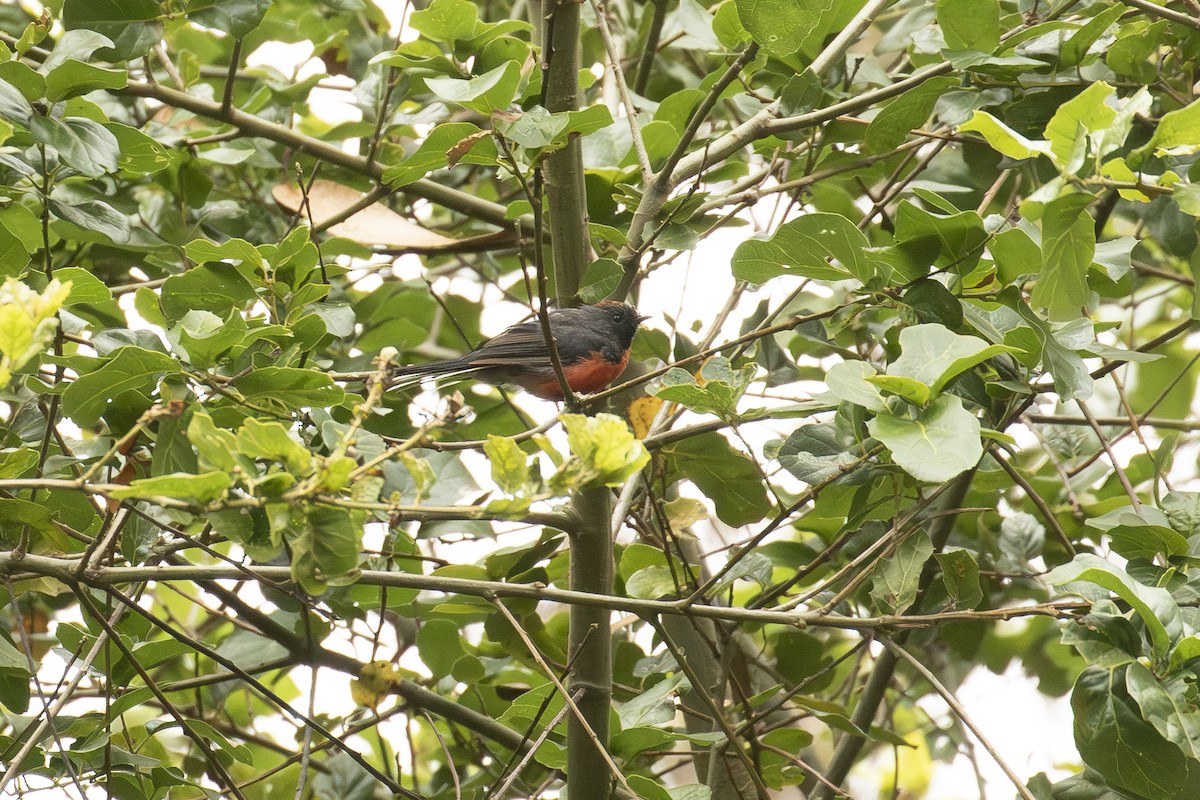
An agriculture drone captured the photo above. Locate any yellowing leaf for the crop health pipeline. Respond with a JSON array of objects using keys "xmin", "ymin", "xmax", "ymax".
[
  {"xmin": 554, "ymin": 413, "xmax": 650, "ymax": 489},
  {"xmin": 351, "ymin": 660, "xmax": 406, "ymax": 708},
  {"xmin": 629, "ymin": 396, "xmax": 663, "ymax": 439},
  {"xmin": 484, "ymin": 434, "xmax": 529, "ymax": 494},
  {"xmin": 0, "ymin": 277, "xmax": 70, "ymax": 385},
  {"xmin": 958, "ymin": 111, "xmax": 1053, "ymax": 161}
]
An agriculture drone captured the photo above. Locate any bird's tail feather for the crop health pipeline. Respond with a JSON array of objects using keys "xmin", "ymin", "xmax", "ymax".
[{"xmin": 387, "ymin": 359, "xmax": 480, "ymax": 392}]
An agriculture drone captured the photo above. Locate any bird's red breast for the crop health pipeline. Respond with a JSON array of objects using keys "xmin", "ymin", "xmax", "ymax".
[{"xmin": 527, "ymin": 350, "xmax": 631, "ymax": 400}]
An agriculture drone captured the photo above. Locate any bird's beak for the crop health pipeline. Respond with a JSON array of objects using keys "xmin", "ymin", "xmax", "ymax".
[{"xmin": 637, "ymin": 314, "xmax": 650, "ymax": 324}]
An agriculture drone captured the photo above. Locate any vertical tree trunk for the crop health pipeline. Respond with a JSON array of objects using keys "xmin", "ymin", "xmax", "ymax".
[
  {"xmin": 540, "ymin": 3, "xmax": 613, "ymax": 799},
  {"xmin": 542, "ymin": 0, "xmax": 589, "ymax": 306}
]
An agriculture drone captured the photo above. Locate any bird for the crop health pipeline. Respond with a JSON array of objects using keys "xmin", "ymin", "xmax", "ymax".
[{"xmin": 388, "ymin": 301, "xmax": 646, "ymax": 400}]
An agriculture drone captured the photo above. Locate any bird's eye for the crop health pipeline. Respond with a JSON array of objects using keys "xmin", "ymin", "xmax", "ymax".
[{"xmin": 613, "ymin": 311, "xmax": 623, "ymax": 322}]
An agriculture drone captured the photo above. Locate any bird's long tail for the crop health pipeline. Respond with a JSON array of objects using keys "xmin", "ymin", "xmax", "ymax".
[{"xmin": 386, "ymin": 358, "xmax": 480, "ymax": 392}]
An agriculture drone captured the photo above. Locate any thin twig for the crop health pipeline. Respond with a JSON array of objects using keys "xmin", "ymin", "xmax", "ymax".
[
  {"xmin": 491, "ymin": 599, "xmax": 638, "ymax": 799},
  {"xmin": 590, "ymin": 0, "xmax": 653, "ymax": 183},
  {"xmin": 881, "ymin": 639, "xmax": 1039, "ymax": 800},
  {"xmin": 1120, "ymin": 0, "xmax": 1200, "ymax": 29},
  {"xmin": 992, "ymin": 448, "xmax": 1075, "ymax": 556},
  {"xmin": 1076, "ymin": 398, "xmax": 1141, "ymax": 511}
]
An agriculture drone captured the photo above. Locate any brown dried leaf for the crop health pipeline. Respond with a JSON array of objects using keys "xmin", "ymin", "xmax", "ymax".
[
  {"xmin": 447, "ymin": 129, "xmax": 494, "ymax": 168},
  {"xmin": 272, "ymin": 180, "xmax": 482, "ymax": 251}
]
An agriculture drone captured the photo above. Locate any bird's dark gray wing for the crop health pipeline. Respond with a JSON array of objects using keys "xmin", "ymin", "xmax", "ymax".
[{"xmin": 463, "ymin": 322, "xmax": 556, "ymax": 369}]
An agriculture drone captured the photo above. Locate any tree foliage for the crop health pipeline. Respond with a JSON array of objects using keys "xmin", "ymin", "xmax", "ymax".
[{"xmin": 3, "ymin": 0, "xmax": 1200, "ymax": 799}]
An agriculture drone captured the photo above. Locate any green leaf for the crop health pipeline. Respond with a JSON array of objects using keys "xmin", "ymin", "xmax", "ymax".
[
  {"xmin": 712, "ymin": 551, "xmax": 773, "ymax": 592},
  {"xmin": 1032, "ymin": 194, "xmax": 1095, "ymax": 321},
  {"xmin": 48, "ymin": 191, "xmax": 129, "ymax": 243},
  {"xmin": 1072, "ymin": 666, "xmax": 1200, "ymax": 799},
  {"xmin": 1092, "ymin": 236, "xmax": 1137, "ymax": 282},
  {"xmin": 958, "ymin": 111, "xmax": 1053, "ymax": 160},
  {"xmin": 395, "ymin": 453, "xmax": 436, "ymax": 503},
  {"xmin": 732, "ymin": 213, "xmax": 875, "ymax": 285},
  {"xmin": 776, "ymin": 423, "xmax": 863, "ymax": 484},
  {"xmin": 870, "ymin": 531, "xmax": 933, "ymax": 613},
  {"xmin": 184, "ymin": 238, "xmax": 266, "ymax": 274},
  {"xmin": 892, "ymin": 201, "xmax": 989, "ymax": 276},
  {"xmin": 863, "ymin": 77, "xmax": 959, "ymax": 154},
  {"xmin": 236, "ymin": 418, "xmax": 313, "ymax": 473},
  {"xmin": 867, "ymin": 394, "xmax": 982, "ymax": 483},
  {"xmin": 166, "ymin": 310, "xmax": 246, "ymax": 369},
  {"xmin": 935, "ymin": 548, "xmax": 983, "ymax": 609},
  {"xmin": 0, "ymin": 278, "xmax": 69, "ymax": 386},
  {"xmin": 63, "ymin": 0, "xmax": 160, "ymax": 24},
  {"xmin": 161, "ymin": 263, "xmax": 257, "ymax": 321},
  {"xmin": 612, "ymin": 727, "xmax": 679, "ymax": 759},
  {"xmin": 936, "ymin": 0, "xmax": 999, "ymax": 52},
  {"xmin": 760, "ymin": 728, "xmax": 813, "ymax": 788},
  {"xmin": 382, "ymin": 122, "xmax": 498, "ymax": 186},
  {"xmin": 626, "ymin": 565, "xmax": 678, "ymax": 600},
  {"xmin": 0, "ymin": 448, "xmax": 38, "ymax": 479},
  {"xmin": 579, "ymin": 258, "xmax": 623, "ymax": 305},
  {"xmin": 45, "ymin": 60, "xmax": 126, "ymax": 102},
  {"xmin": 231, "ymin": 367, "xmax": 345, "ymax": 409},
  {"xmin": 0, "ymin": 209, "xmax": 36, "ymax": 278},
  {"xmin": 148, "ymin": 718, "xmax": 253, "ymax": 767},
  {"xmin": 105, "ymin": 122, "xmax": 173, "ymax": 175},
  {"xmin": 1107, "ymin": 515, "xmax": 1189, "ymax": 560},
  {"xmin": 45, "ymin": 32, "xmax": 114, "ymax": 75},
  {"xmin": 186, "ymin": 0, "xmax": 272, "ymax": 39},
  {"xmin": 1048, "ymin": 554, "xmax": 1180, "ymax": 661},
  {"xmin": 617, "ymin": 674, "xmax": 688, "ymax": 729},
  {"xmin": 0, "ymin": 59, "xmax": 43, "ymax": 104},
  {"xmin": 1143, "ymin": 96, "xmax": 1200, "ymax": 156},
  {"xmin": 1169, "ymin": 636, "xmax": 1200, "ymax": 672},
  {"xmin": 1044, "ymin": 82, "xmax": 1116, "ymax": 170},
  {"xmin": 889, "ymin": 323, "xmax": 1020, "ymax": 394},
  {"xmin": 653, "ymin": 357, "xmax": 756, "ymax": 420},
  {"xmin": 29, "ymin": 116, "xmax": 119, "ymax": 178},
  {"xmin": 495, "ymin": 104, "xmax": 613, "ymax": 153},
  {"xmin": 108, "ymin": 472, "xmax": 233, "ymax": 503},
  {"xmin": 55, "ymin": 267, "xmax": 113, "ymax": 306},
  {"xmin": 0, "ymin": 632, "xmax": 30, "ymax": 674},
  {"xmin": 1005, "ymin": 288, "xmax": 1094, "ymax": 400},
  {"xmin": 0, "ymin": 497, "xmax": 57, "ymax": 536},
  {"xmin": 424, "ymin": 62, "xmax": 521, "ymax": 115},
  {"xmin": 1162, "ymin": 491, "xmax": 1200, "ymax": 537},
  {"xmin": 62, "ymin": 347, "xmax": 179, "ymax": 426},
  {"xmin": 417, "ymin": 619, "xmax": 465, "ymax": 679},
  {"xmin": 1060, "ymin": 6, "xmax": 1124, "ymax": 69},
  {"xmin": 824, "ymin": 361, "xmax": 885, "ymax": 411},
  {"xmin": 494, "ymin": 105, "xmax": 567, "ymax": 149},
  {"xmin": 188, "ymin": 412, "xmax": 237, "ymax": 472},
  {"xmin": 734, "ymin": 0, "xmax": 836, "ymax": 60},
  {"xmin": 484, "ymin": 530, "xmax": 563, "ymax": 578},
  {"xmin": 1000, "ymin": 512, "xmax": 1045, "ymax": 566},
  {"xmin": 296, "ymin": 505, "xmax": 362, "ymax": 589},
  {"xmin": 484, "ymin": 435, "xmax": 529, "ymax": 495},
  {"xmin": 626, "ymin": 776, "xmax": 672, "ymax": 800},
  {"xmin": 553, "ymin": 413, "xmax": 649, "ymax": 489},
  {"xmin": 1125, "ymin": 662, "xmax": 1200, "ymax": 761},
  {"xmin": 410, "ymin": 0, "xmax": 483, "ymax": 43},
  {"xmin": 662, "ymin": 433, "xmax": 771, "ymax": 526},
  {"xmin": 864, "ymin": 374, "xmax": 930, "ymax": 405}
]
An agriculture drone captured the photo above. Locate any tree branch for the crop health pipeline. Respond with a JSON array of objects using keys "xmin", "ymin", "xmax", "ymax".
[{"xmin": 0, "ymin": 551, "xmax": 1093, "ymax": 632}]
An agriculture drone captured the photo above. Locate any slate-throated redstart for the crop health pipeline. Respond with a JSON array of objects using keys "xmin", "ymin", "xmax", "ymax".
[{"xmin": 389, "ymin": 301, "xmax": 646, "ymax": 400}]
